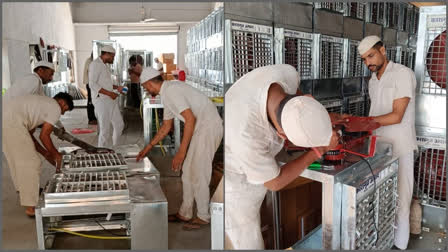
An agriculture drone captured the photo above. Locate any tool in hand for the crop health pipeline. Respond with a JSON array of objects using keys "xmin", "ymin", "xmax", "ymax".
[{"xmin": 53, "ymin": 127, "xmax": 113, "ymax": 154}]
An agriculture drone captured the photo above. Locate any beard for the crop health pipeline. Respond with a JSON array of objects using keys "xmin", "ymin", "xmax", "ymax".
[{"xmin": 368, "ymin": 63, "xmax": 383, "ymax": 72}]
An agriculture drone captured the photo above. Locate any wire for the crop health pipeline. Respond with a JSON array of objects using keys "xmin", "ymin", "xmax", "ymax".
[
  {"xmin": 94, "ymin": 219, "xmax": 128, "ymax": 237},
  {"xmin": 48, "ymin": 228, "xmax": 130, "ymax": 240},
  {"xmin": 155, "ymin": 108, "xmax": 166, "ymax": 156},
  {"xmin": 360, "ymin": 156, "xmax": 379, "ymax": 247}
]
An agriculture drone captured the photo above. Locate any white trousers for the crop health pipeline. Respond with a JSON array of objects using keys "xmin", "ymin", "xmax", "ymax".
[
  {"xmin": 178, "ymin": 121, "xmax": 223, "ymax": 222},
  {"xmin": 225, "ymin": 170, "xmax": 267, "ymax": 249},
  {"xmin": 93, "ymin": 97, "xmax": 124, "ymax": 147},
  {"xmin": 2, "ymin": 124, "xmax": 42, "ymax": 206},
  {"xmin": 394, "ymin": 152, "xmax": 414, "ymax": 249}
]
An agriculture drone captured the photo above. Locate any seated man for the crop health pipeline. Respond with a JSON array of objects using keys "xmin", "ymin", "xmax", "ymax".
[{"xmin": 2, "ymin": 92, "xmax": 74, "ymax": 217}]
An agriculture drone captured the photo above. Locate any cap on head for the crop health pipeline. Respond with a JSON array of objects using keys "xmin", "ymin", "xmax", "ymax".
[
  {"xmin": 140, "ymin": 67, "xmax": 161, "ymax": 83},
  {"xmin": 101, "ymin": 45, "xmax": 116, "ymax": 54},
  {"xmin": 281, "ymin": 96, "xmax": 332, "ymax": 147},
  {"xmin": 358, "ymin": 35, "xmax": 381, "ymax": 55},
  {"xmin": 34, "ymin": 61, "xmax": 55, "ymax": 71}
]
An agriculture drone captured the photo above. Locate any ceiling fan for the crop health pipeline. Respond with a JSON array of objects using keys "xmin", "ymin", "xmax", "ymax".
[{"xmin": 140, "ymin": 4, "xmax": 157, "ymax": 23}]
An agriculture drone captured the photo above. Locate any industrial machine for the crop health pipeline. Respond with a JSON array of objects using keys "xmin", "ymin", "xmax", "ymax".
[
  {"xmin": 35, "ymin": 145, "xmax": 168, "ymax": 250},
  {"xmin": 413, "ymin": 5, "xmax": 446, "ymax": 233}
]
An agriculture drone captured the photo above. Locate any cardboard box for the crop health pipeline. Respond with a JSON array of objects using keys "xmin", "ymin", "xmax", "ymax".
[
  {"xmin": 163, "ymin": 63, "xmax": 177, "ymax": 74},
  {"xmin": 165, "ymin": 74, "xmax": 175, "ymax": 80},
  {"xmin": 160, "ymin": 53, "xmax": 175, "ymax": 63},
  {"xmin": 161, "ymin": 58, "xmax": 174, "ymax": 64}
]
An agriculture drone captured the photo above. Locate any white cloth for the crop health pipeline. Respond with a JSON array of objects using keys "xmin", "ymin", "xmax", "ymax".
[
  {"xmin": 88, "ymin": 57, "xmax": 114, "ymax": 103},
  {"xmin": 394, "ymin": 152, "xmax": 414, "ymax": 249},
  {"xmin": 225, "ymin": 171, "xmax": 267, "ymax": 249},
  {"xmin": 3, "ymin": 73, "xmax": 44, "ymax": 102},
  {"xmin": 93, "ymin": 96, "xmax": 124, "ymax": 147},
  {"xmin": 224, "ymin": 64, "xmax": 299, "ymax": 249},
  {"xmin": 281, "ymin": 96, "xmax": 332, "ymax": 147},
  {"xmin": 2, "ymin": 95, "xmax": 61, "ymax": 206},
  {"xmin": 368, "ymin": 61, "xmax": 418, "ymax": 157},
  {"xmin": 159, "ymin": 80, "xmax": 222, "ymax": 221},
  {"xmin": 83, "ymin": 56, "xmax": 93, "ymax": 87},
  {"xmin": 88, "ymin": 57, "xmax": 123, "ymax": 147}
]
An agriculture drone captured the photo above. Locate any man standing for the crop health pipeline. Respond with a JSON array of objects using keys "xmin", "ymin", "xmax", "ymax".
[
  {"xmin": 4, "ymin": 61, "xmax": 54, "ymax": 101},
  {"xmin": 83, "ymin": 52, "xmax": 97, "ymax": 125},
  {"xmin": 136, "ymin": 68, "xmax": 223, "ymax": 229},
  {"xmin": 128, "ymin": 55, "xmax": 143, "ymax": 108},
  {"xmin": 224, "ymin": 64, "xmax": 339, "ymax": 249},
  {"xmin": 88, "ymin": 45, "xmax": 125, "ymax": 147},
  {"xmin": 2, "ymin": 92, "xmax": 74, "ymax": 217},
  {"xmin": 358, "ymin": 35, "xmax": 417, "ymax": 250},
  {"xmin": 154, "ymin": 57, "xmax": 163, "ymax": 73}
]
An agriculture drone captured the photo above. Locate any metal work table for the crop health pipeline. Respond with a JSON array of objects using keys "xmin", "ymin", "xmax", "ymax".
[
  {"xmin": 275, "ymin": 140, "xmax": 399, "ymax": 250},
  {"xmin": 35, "ymin": 145, "xmax": 167, "ymax": 250}
]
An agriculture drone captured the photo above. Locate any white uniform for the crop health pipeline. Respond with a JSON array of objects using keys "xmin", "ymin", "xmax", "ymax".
[
  {"xmin": 3, "ymin": 73, "xmax": 44, "ymax": 101},
  {"xmin": 2, "ymin": 95, "xmax": 61, "ymax": 206},
  {"xmin": 88, "ymin": 57, "xmax": 124, "ymax": 147},
  {"xmin": 368, "ymin": 61, "xmax": 418, "ymax": 249},
  {"xmin": 160, "ymin": 81, "xmax": 223, "ymax": 221},
  {"xmin": 225, "ymin": 64, "xmax": 299, "ymax": 249}
]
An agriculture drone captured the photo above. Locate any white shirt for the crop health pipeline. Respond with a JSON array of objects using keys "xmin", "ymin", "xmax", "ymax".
[
  {"xmin": 88, "ymin": 57, "xmax": 114, "ymax": 102},
  {"xmin": 159, "ymin": 81, "xmax": 222, "ymax": 132},
  {"xmin": 225, "ymin": 64, "xmax": 300, "ymax": 184},
  {"xmin": 368, "ymin": 61, "xmax": 418, "ymax": 157},
  {"xmin": 3, "ymin": 73, "xmax": 44, "ymax": 102},
  {"xmin": 83, "ymin": 56, "xmax": 93, "ymax": 86},
  {"xmin": 3, "ymin": 95, "xmax": 61, "ymax": 130},
  {"xmin": 156, "ymin": 62, "xmax": 163, "ymax": 71}
]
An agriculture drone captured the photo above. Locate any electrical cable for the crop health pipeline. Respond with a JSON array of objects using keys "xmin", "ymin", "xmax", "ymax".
[
  {"xmin": 48, "ymin": 228, "xmax": 130, "ymax": 240},
  {"xmin": 360, "ymin": 156, "xmax": 379, "ymax": 247},
  {"xmin": 94, "ymin": 218, "xmax": 128, "ymax": 237}
]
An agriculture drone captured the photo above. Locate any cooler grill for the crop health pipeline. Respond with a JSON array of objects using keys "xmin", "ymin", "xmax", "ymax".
[
  {"xmin": 347, "ymin": 2, "xmax": 366, "ymax": 20},
  {"xmin": 348, "ymin": 40, "xmax": 363, "ymax": 77},
  {"xmin": 284, "ymin": 36, "xmax": 313, "ymax": 80},
  {"xmin": 421, "ymin": 28, "xmax": 446, "ymax": 95},
  {"xmin": 386, "ymin": 47, "xmax": 398, "ymax": 63},
  {"xmin": 53, "ymin": 171, "xmax": 128, "ymax": 193},
  {"xmin": 320, "ymin": 36, "xmax": 344, "ymax": 79},
  {"xmin": 348, "ymin": 96, "xmax": 366, "ymax": 116},
  {"xmin": 62, "ymin": 152, "xmax": 127, "ymax": 172}
]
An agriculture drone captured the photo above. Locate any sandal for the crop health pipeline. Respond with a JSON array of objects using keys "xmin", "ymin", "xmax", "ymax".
[
  {"xmin": 168, "ymin": 213, "xmax": 190, "ymax": 223},
  {"xmin": 182, "ymin": 217, "xmax": 209, "ymax": 230},
  {"xmin": 25, "ymin": 207, "xmax": 35, "ymax": 218}
]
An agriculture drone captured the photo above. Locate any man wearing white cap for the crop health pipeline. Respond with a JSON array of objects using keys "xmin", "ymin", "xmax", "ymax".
[
  {"xmin": 224, "ymin": 64, "xmax": 339, "ymax": 249},
  {"xmin": 358, "ymin": 35, "xmax": 417, "ymax": 250},
  {"xmin": 88, "ymin": 45, "xmax": 125, "ymax": 147},
  {"xmin": 4, "ymin": 61, "xmax": 54, "ymax": 101},
  {"xmin": 135, "ymin": 67, "xmax": 223, "ymax": 229}
]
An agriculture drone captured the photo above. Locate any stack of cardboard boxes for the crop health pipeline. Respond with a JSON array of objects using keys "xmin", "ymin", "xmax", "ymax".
[{"xmin": 160, "ymin": 53, "xmax": 176, "ymax": 80}]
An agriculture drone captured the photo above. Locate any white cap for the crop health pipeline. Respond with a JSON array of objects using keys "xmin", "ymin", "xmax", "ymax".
[
  {"xmin": 281, "ymin": 96, "xmax": 332, "ymax": 147},
  {"xmin": 34, "ymin": 61, "xmax": 55, "ymax": 71},
  {"xmin": 140, "ymin": 67, "xmax": 161, "ymax": 83},
  {"xmin": 101, "ymin": 45, "xmax": 116, "ymax": 54},
  {"xmin": 358, "ymin": 35, "xmax": 381, "ymax": 55}
]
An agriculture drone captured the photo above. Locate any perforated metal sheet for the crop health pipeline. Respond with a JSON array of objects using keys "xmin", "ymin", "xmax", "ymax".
[
  {"xmin": 386, "ymin": 3, "xmax": 399, "ymax": 29},
  {"xmin": 62, "ymin": 152, "xmax": 127, "ymax": 172},
  {"xmin": 54, "ymin": 171, "xmax": 128, "ymax": 193},
  {"xmin": 320, "ymin": 36, "xmax": 344, "ymax": 79},
  {"xmin": 414, "ymin": 148, "xmax": 446, "ymax": 208},
  {"xmin": 355, "ymin": 176, "xmax": 397, "ymax": 250},
  {"xmin": 347, "ymin": 2, "xmax": 366, "ymax": 20},
  {"xmin": 348, "ymin": 40, "xmax": 363, "ymax": 77},
  {"xmin": 231, "ymin": 28, "xmax": 273, "ymax": 80},
  {"xmin": 284, "ymin": 31, "xmax": 314, "ymax": 80}
]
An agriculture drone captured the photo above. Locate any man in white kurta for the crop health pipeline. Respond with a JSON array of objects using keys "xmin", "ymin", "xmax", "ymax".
[
  {"xmin": 88, "ymin": 45, "xmax": 125, "ymax": 147},
  {"xmin": 2, "ymin": 93, "xmax": 74, "ymax": 216},
  {"xmin": 358, "ymin": 36, "xmax": 418, "ymax": 250},
  {"xmin": 136, "ymin": 68, "xmax": 223, "ymax": 228},
  {"xmin": 3, "ymin": 61, "xmax": 54, "ymax": 101},
  {"xmin": 224, "ymin": 64, "xmax": 338, "ymax": 249}
]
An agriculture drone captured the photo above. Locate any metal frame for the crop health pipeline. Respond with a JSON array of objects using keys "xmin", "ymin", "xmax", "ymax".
[
  {"xmin": 344, "ymin": 2, "xmax": 367, "ymax": 20},
  {"xmin": 414, "ymin": 6, "xmax": 446, "ymax": 95},
  {"xmin": 318, "ymin": 35, "xmax": 345, "ymax": 79},
  {"xmin": 224, "ymin": 19, "xmax": 274, "ymax": 85},
  {"xmin": 343, "ymin": 39, "xmax": 363, "ymax": 78},
  {"xmin": 274, "ymin": 28, "xmax": 317, "ymax": 80}
]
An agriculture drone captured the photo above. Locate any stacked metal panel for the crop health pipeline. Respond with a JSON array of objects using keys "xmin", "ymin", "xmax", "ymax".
[
  {"xmin": 225, "ymin": 20, "xmax": 273, "ymax": 84},
  {"xmin": 185, "ymin": 7, "xmax": 223, "ymax": 93},
  {"xmin": 345, "ymin": 2, "xmax": 367, "ymax": 20},
  {"xmin": 319, "ymin": 35, "xmax": 344, "ymax": 79},
  {"xmin": 366, "ymin": 2, "xmax": 387, "ymax": 26},
  {"xmin": 314, "ymin": 2, "xmax": 345, "ymax": 14},
  {"xmin": 413, "ymin": 6, "xmax": 446, "ymax": 210}
]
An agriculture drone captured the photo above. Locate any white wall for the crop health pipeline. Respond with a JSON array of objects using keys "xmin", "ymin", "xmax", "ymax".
[
  {"xmin": 74, "ymin": 25, "xmax": 109, "ymax": 88},
  {"xmin": 2, "ymin": 2, "xmax": 77, "ymax": 88}
]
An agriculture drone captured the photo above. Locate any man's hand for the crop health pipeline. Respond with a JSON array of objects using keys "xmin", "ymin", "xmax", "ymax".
[
  {"xmin": 116, "ymin": 86, "xmax": 124, "ymax": 93},
  {"xmin": 315, "ymin": 129, "xmax": 340, "ymax": 155},
  {"xmin": 109, "ymin": 92, "xmax": 119, "ymax": 100},
  {"xmin": 172, "ymin": 151, "xmax": 186, "ymax": 172},
  {"xmin": 329, "ymin": 113, "xmax": 351, "ymax": 124},
  {"xmin": 55, "ymin": 153, "xmax": 63, "ymax": 173},
  {"xmin": 136, "ymin": 145, "xmax": 152, "ymax": 162}
]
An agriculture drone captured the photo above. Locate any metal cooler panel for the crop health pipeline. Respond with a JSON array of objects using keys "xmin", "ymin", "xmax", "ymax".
[
  {"xmin": 62, "ymin": 152, "xmax": 127, "ymax": 173},
  {"xmin": 319, "ymin": 35, "xmax": 344, "ymax": 79},
  {"xmin": 227, "ymin": 20, "xmax": 273, "ymax": 83}
]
